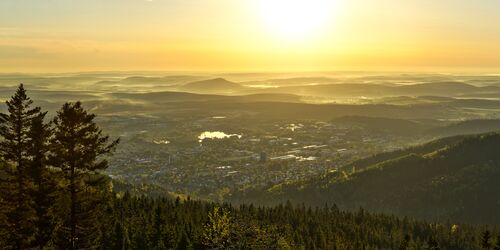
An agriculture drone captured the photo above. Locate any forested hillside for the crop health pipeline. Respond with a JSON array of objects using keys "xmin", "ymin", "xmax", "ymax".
[
  {"xmin": 231, "ymin": 132, "xmax": 500, "ymax": 225},
  {"xmin": 426, "ymin": 119, "xmax": 500, "ymax": 138},
  {"xmin": 98, "ymin": 195, "xmax": 499, "ymax": 249}
]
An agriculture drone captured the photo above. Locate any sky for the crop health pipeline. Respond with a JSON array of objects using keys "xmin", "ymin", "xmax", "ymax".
[{"xmin": 1, "ymin": 0, "xmax": 499, "ymax": 73}]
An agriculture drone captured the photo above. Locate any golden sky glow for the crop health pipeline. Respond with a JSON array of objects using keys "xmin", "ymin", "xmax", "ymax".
[{"xmin": 0, "ymin": 0, "xmax": 499, "ymax": 72}]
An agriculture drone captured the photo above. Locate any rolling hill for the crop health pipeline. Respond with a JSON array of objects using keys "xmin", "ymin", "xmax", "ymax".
[
  {"xmin": 247, "ymin": 81, "xmax": 500, "ymax": 98},
  {"xmin": 331, "ymin": 116, "xmax": 432, "ymax": 136},
  {"xmin": 242, "ymin": 77, "xmax": 339, "ymax": 87},
  {"xmin": 426, "ymin": 119, "xmax": 500, "ymax": 137},
  {"xmin": 180, "ymin": 78, "xmax": 245, "ymax": 94},
  {"xmin": 230, "ymin": 133, "xmax": 500, "ymax": 224},
  {"xmin": 108, "ymin": 91, "xmax": 301, "ymax": 103}
]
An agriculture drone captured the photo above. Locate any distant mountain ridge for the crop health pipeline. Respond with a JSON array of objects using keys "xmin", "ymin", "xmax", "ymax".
[
  {"xmin": 247, "ymin": 81, "xmax": 500, "ymax": 98},
  {"xmin": 180, "ymin": 78, "xmax": 245, "ymax": 94}
]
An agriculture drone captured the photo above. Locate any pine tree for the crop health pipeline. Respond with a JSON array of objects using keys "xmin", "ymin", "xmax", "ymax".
[
  {"xmin": 0, "ymin": 84, "xmax": 41, "ymax": 249},
  {"xmin": 111, "ymin": 222, "xmax": 128, "ymax": 250},
  {"xmin": 50, "ymin": 101, "xmax": 119, "ymax": 250},
  {"xmin": 426, "ymin": 236, "xmax": 440, "ymax": 250},
  {"xmin": 482, "ymin": 230, "xmax": 492, "ymax": 249},
  {"xmin": 152, "ymin": 205, "xmax": 166, "ymax": 249},
  {"xmin": 494, "ymin": 234, "xmax": 500, "ymax": 250},
  {"xmin": 177, "ymin": 231, "xmax": 191, "ymax": 250},
  {"xmin": 315, "ymin": 228, "xmax": 327, "ymax": 249},
  {"xmin": 202, "ymin": 207, "xmax": 233, "ymax": 249},
  {"xmin": 399, "ymin": 234, "xmax": 411, "ymax": 250},
  {"xmin": 27, "ymin": 112, "xmax": 59, "ymax": 250},
  {"xmin": 0, "ymin": 161, "xmax": 14, "ymax": 247}
]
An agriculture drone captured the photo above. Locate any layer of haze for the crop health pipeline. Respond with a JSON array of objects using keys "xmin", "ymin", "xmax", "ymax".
[{"xmin": 1, "ymin": 0, "xmax": 499, "ymax": 73}]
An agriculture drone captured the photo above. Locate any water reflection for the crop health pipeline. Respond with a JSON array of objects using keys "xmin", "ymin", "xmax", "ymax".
[{"xmin": 198, "ymin": 131, "xmax": 242, "ymax": 143}]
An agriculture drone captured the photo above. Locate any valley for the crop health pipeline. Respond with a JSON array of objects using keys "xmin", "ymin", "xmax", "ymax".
[{"xmin": 2, "ymin": 72, "xmax": 500, "ymax": 221}]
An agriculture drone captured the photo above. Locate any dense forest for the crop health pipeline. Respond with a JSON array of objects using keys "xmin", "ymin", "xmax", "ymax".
[{"xmin": 1, "ymin": 85, "xmax": 500, "ymax": 249}]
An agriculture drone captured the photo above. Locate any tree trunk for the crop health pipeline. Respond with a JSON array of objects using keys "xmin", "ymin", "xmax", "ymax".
[
  {"xmin": 16, "ymin": 128, "xmax": 23, "ymax": 250},
  {"xmin": 70, "ymin": 164, "xmax": 77, "ymax": 250}
]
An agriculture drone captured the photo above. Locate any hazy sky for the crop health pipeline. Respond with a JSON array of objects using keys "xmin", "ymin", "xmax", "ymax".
[{"xmin": 1, "ymin": 0, "xmax": 499, "ymax": 72}]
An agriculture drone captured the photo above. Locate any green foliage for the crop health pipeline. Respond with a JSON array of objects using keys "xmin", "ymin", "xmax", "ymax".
[
  {"xmin": 177, "ymin": 230, "xmax": 191, "ymax": 250},
  {"xmin": 235, "ymin": 132, "xmax": 500, "ymax": 224},
  {"xmin": 482, "ymin": 230, "xmax": 493, "ymax": 249},
  {"xmin": 0, "ymin": 87, "xmax": 119, "ymax": 249},
  {"xmin": 0, "ymin": 84, "xmax": 42, "ymax": 248},
  {"xmin": 494, "ymin": 234, "xmax": 500, "ymax": 250},
  {"xmin": 97, "ymin": 196, "xmax": 495, "ymax": 250},
  {"xmin": 202, "ymin": 207, "xmax": 233, "ymax": 249},
  {"xmin": 399, "ymin": 234, "xmax": 411, "ymax": 250},
  {"xmin": 50, "ymin": 101, "xmax": 119, "ymax": 249},
  {"xmin": 27, "ymin": 111, "xmax": 59, "ymax": 249}
]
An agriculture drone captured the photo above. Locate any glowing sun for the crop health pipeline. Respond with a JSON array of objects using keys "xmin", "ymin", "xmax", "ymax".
[{"xmin": 259, "ymin": 0, "xmax": 335, "ymax": 41}]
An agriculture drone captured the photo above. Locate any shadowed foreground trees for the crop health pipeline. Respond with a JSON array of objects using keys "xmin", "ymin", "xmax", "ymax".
[
  {"xmin": 0, "ymin": 84, "xmax": 42, "ymax": 248},
  {"xmin": 1, "ymin": 84, "xmax": 500, "ymax": 249},
  {"xmin": 0, "ymin": 85, "xmax": 118, "ymax": 249},
  {"xmin": 50, "ymin": 102, "xmax": 119, "ymax": 249},
  {"xmin": 28, "ymin": 112, "xmax": 58, "ymax": 249}
]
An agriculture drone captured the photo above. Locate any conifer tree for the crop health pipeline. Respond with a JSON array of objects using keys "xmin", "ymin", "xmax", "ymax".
[
  {"xmin": 27, "ymin": 112, "xmax": 59, "ymax": 250},
  {"xmin": 399, "ymin": 234, "xmax": 411, "ymax": 250},
  {"xmin": 152, "ymin": 205, "xmax": 166, "ymax": 249},
  {"xmin": 110, "ymin": 222, "xmax": 127, "ymax": 250},
  {"xmin": 202, "ymin": 207, "xmax": 233, "ymax": 249},
  {"xmin": 177, "ymin": 231, "xmax": 191, "ymax": 250},
  {"xmin": 50, "ymin": 101, "xmax": 119, "ymax": 250},
  {"xmin": 426, "ymin": 236, "xmax": 440, "ymax": 250},
  {"xmin": 482, "ymin": 230, "xmax": 492, "ymax": 249},
  {"xmin": 0, "ymin": 84, "xmax": 41, "ymax": 249},
  {"xmin": 494, "ymin": 234, "xmax": 500, "ymax": 250}
]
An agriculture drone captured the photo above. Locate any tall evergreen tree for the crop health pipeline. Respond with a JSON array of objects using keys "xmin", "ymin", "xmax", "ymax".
[
  {"xmin": 0, "ymin": 84, "xmax": 41, "ymax": 249},
  {"xmin": 152, "ymin": 205, "xmax": 166, "ymax": 249},
  {"xmin": 110, "ymin": 222, "xmax": 127, "ymax": 250},
  {"xmin": 50, "ymin": 101, "xmax": 119, "ymax": 250},
  {"xmin": 399, "ymin": 234, "xmax": 411, "ymax": 250},
  {"xmin": 177, "ymin": 231, "xmax": 191, "ymax": 250},
  {"xmin": 0, "ymin": 161, "xmax": 13, "ymax": 247},
  {"xmin": 27, "ymin": 112, "xmax": 59, "ymax": 250},
  {"xmin": 494, "ymin": 234, "xmax": 500, "ymax": 250},
  {"xmin": 482, "ymin": 230, "xmax": 493, "ymax": 249},
  {"xmin": 426, "ymin": 236, "xmax": 440, "ymax": 250}
]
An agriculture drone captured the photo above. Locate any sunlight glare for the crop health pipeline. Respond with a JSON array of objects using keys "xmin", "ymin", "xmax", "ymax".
[{"xmin": 259, "ymin": 0, "xmax": 335, "ymax": 41}]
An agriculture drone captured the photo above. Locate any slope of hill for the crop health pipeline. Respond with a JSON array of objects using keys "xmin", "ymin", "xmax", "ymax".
[
  {"xmin": 242, "ymin": 77, "xmax": 338, "ymax": 87},
  {"xmin": 230, "ymin": 133, "xmax": 500, "ymax": 224},
  {"xmin": 180, "ymin": 78, "xmax": 245, "ymax": 94},
  {"xmin": 232, "ymin": 93, "xmax": 301, "ymax": 102},
  {"xmin": 273, "ymin": 83, "xmax": 392, "ymax": 97},
  {"xmin": 427, "ymin": 119, "xmax": 500, "ymax": 137},
  {"xmin": 108, "ymin": 91, "xmax": 301, "ymax": 103},
  {"xmin": 101, "ymin": 195, "xmax": 488, "ymax": 249},
  {"xmin": 120, "ymin": 75, "xmax": 199, "ymax": 85},
  {"xmin": 344, "ymin": 134, "xmax": 471, "ymax": 171},
  {"xmin": 93, "ymin": 75, "xmax": 206, "ymax": 91},
  {"xmin": 331, "ymin": 116, "xmax": 432, "ymax": 136},
  {"xmin": 250, "ymin": 81, "xmax": 500, "ymax": 98},
  {"xmin": 397, "ymin": 82, "xmax": 481, "ymax": 96},
  {"xmin": 109, "ymin": 91, "xmax": 224, "ymax": 103}
]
